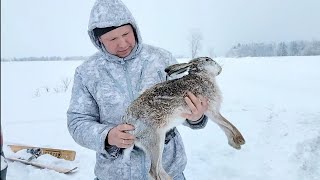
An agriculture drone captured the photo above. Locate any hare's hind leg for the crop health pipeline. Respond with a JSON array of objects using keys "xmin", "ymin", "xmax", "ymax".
[
  {"xmin": 206, "ymin": 110, "xmax": 245, "ymax": 149},
  {"xmin": 217, "ymin": 113, "xmax": 245, "ymax": 148},
  {"xmin": 139, "ymin": 129, "xmax": 172, "ymax": 180}
]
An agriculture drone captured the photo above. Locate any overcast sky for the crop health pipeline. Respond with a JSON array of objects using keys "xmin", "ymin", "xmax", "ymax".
[{"xmin": 1, "ymin": 0, "xmax": 320, "ymax": 58}]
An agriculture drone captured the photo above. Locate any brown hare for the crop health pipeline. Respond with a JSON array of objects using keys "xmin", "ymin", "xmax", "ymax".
[{"xmin": 122, "ymin": 57, "xmax": 245, "ymax": 180}]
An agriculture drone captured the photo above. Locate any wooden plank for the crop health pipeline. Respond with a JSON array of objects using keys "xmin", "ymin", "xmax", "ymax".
[{"xmin": 8, "ymin": 144, "xmax": 76, "ymax": 161}]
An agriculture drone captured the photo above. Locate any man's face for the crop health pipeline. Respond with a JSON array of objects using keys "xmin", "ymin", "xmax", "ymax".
[{"xmin": 99, "ymin": 25, "xmax": 136, "ymax": 58}]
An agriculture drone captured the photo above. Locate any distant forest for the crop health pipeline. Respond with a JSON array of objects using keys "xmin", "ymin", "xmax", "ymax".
[
  {"xmin": 1, "ymin": 56, "xmax": 89, "ymax": 62},
  {"xmin": 226, "ymin": 40, "xmax": 320, "ymax": 57},
  {"xmin": 2, "ymin": 40, "xmax": 320, "ymax": 62}
]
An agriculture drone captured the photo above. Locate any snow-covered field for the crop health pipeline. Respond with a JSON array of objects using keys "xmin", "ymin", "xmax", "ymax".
[{"xmin": 1, "ymin": 56, "xmax": 320, "ymax": 180}]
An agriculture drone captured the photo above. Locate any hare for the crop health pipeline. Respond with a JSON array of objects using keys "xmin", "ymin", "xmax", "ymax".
[{"xmin": 122, "ymin": 57, "xmax": 245, "ymax": 180}]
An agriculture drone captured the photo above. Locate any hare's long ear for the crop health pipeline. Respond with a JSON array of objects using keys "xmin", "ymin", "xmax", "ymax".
[{"xmin": 164, "ymin": 63, "xmax": 190, "ymax": 76}]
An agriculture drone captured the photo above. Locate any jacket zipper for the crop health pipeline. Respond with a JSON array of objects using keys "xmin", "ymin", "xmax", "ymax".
[
  {"xmin": 135, "ymin": 59, "xmax": 149, "ymax": 96},
  {"xmin": 123, "ymin": 63, "xmax": 134, "ymax": 101}
]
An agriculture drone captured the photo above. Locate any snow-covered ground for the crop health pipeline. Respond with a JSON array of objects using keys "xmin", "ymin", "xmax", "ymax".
[{"xmin": 1, "ymin": 56, "xmax": 320, "ymax": 180}]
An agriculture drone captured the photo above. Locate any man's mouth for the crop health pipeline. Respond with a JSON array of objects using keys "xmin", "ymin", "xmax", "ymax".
[{"xmin": 118, "ymin": 48, "xmax": 130, "ymax": 55}]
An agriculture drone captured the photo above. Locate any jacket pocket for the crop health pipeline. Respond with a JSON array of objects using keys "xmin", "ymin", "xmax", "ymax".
[{"xmin": 96, "ymin": 152, "xmax": 126, "ymax": 177}]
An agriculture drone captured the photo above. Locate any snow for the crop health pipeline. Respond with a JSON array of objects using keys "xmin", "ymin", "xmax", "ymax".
[{"xmin": 1, "ymin": 56, "xmax": 320, "ymax": 180}]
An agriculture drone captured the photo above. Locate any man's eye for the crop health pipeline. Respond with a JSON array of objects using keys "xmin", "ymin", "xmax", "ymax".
[{"xmin": 123, "ymin": 33, "xmax": 129, "ymax": 36}]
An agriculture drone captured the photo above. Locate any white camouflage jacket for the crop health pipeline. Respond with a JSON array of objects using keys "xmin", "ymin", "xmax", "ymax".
[{"xmin": 67, "ymin": 0, "xmax": 207, "ymax": 179}]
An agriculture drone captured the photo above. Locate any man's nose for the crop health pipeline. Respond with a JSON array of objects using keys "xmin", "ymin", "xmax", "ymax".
[{"xmin": 118, "ymin": 38, "xmax": 127, "ymax": 48}]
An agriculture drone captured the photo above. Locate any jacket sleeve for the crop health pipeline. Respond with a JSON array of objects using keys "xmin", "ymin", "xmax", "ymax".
[
  {"xmin": 183, "ymin": 115, "xmax": 208, "ymax": 129},
  {"xmin": 67, "ymin": 69, "xmax": 120, "ymax": 156}
]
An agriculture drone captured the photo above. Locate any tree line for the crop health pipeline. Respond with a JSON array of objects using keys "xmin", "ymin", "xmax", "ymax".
[
  {"xmin": 2, "ymin": 38, "xmax": 320, "ymax": 61},
  {"xmin": 225, "ymin": 40, "xmax": 320, "ymax": 57},
  {"xmin": 187, "ymin": 30, "xmax": 320, "ymax": 58},
  {"xmin": 1, "ymin": 56, "xmax": 89, "ymax": 62}
]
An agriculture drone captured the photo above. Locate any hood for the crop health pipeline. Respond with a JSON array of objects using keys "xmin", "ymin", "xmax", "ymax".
[{"xmin": 88, "ymin": 0, "xmax": 143, "ymax": 62}]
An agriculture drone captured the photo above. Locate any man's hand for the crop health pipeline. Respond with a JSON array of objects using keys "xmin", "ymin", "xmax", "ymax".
[
  {"xmin": 107, "ymin": 124, "xmax": 135, "ymax": 148},
  {"xmin": 181, "ymin": 92, "xmax": 209, "ymax": 121}
]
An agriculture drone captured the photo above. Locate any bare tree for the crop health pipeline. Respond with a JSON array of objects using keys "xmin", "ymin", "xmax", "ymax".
[
  {"xmin": 62, "ymin": 77, "xmax": 72, "ymax": 92},
  {"xmin": 189, "ymin": 31, "xmax": 203, "ymax": 58}
]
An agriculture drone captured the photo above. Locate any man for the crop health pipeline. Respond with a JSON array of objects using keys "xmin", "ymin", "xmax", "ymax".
[{"xmin": 67, "ymin": 0, "xmax": 208, "ymax": 179}]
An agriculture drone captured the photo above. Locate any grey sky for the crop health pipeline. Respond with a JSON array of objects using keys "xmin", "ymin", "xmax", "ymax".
[{"xmin": 1, "ymin": 0, "xmax": 320, "ymax": 58}]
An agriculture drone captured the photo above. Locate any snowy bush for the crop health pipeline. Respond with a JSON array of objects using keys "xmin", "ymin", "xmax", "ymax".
[{"xmin": 33, "ymin": 77, "xmax": 72, "ymax": 97}]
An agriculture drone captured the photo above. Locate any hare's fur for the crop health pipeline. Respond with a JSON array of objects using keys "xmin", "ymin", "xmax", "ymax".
[{"xmin": 122, "ymin": 57, "xmax": 245, "ymax": 180}]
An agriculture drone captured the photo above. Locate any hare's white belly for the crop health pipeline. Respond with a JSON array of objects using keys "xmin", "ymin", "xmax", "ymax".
[
  {"xmin": 163, "ymin": 107, "xmax": 189, "ymax": 133},
  {"xmin": 164, "ymin": 117, "xmax": 185, "ymax": 133}
]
